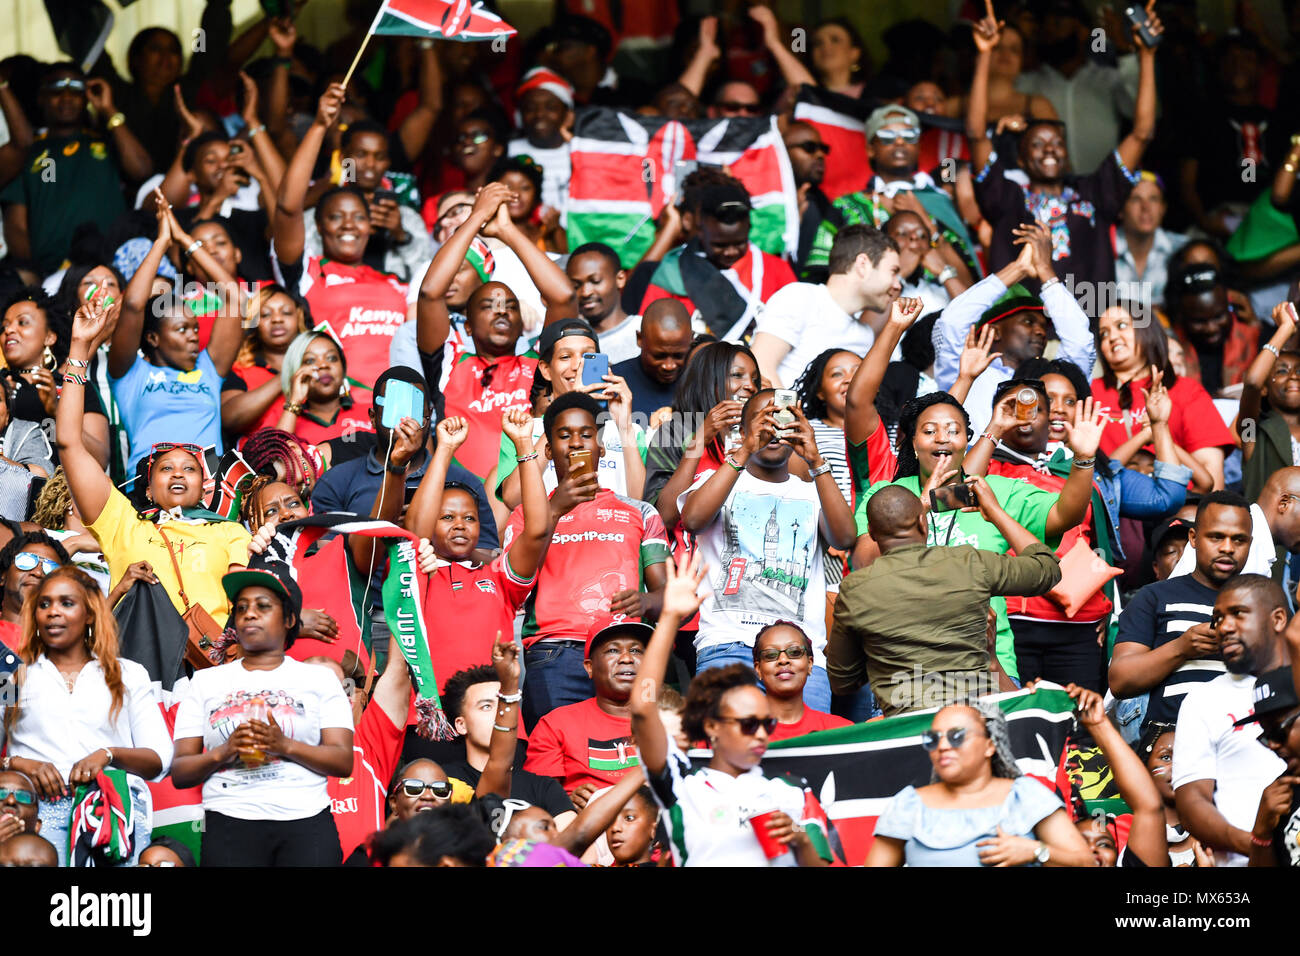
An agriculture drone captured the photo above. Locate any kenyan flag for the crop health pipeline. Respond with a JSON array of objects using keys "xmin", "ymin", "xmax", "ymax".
[
  {"xmin": 696, "ymin": 684, "xmax": 1079, "ymax": 866},
  {"xmin": 568, "ymin": 109, "xmax": 799, "ymax": 268},
  {"xmin": 792, "ymin": 85, "xmax": 869, "ymax": 202},
  {"xmin": 369, "ymin": 0, "xmax": 516, "ymax": 42},
  {"xmin": 588, "ymin": 737, "xmax": 640, "ymax": 773}
]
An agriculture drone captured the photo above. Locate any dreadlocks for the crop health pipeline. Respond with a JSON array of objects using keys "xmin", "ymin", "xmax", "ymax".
[{"xmin": 30, "ymin": 466, "xmax": 73, "ymax": 529}]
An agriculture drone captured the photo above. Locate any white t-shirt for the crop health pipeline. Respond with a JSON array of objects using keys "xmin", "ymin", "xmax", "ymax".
[
  {"xmin": 174, "ymin": 657, "xmax": 354, "ymax": 821},
  {"xmin": 679, "ymin": 470, "xmax": 827, "ymax": 664},
  {"xmin": 752, "ymin": 282, "xmax": 875, "ymax": 388},
  {"xmin": 1171, "ymin": 671, "xmax": 1287, "ymax": 867},
  {"xmin": 596, "ymin": 314, "xmax": 643, "ymax": 366},
  {"xmin": 507, "ymin": 138, "xmax": 571, "ymax": 219}
]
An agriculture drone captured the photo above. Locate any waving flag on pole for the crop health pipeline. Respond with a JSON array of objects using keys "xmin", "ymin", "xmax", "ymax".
[
  {"xmin": 369, "ymin": 0, "xmax": 517, "ymax": 41},
  {"xmin": 568, "ymin": 108, "xmax": 799, "ymax": 268}
]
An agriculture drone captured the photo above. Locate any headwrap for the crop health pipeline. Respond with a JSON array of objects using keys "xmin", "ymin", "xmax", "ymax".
[
  {"xmin": 516, "ymin": 66, "xmax": 574, "ymax": 109},
  {"xmin": 113, "ymin": 236, "xmax": 179, "ymax": 283}
]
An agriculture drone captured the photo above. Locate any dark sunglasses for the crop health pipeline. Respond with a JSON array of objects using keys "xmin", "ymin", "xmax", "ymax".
[
  {"xmin": 13, "ymin": 552, "xmax": 59, "ymax": 575},
  {"xmin": 45, "ymin": 77, "xmax": 86, "ymax": 92},
  {"xmin": 874, "ymin": 128, "xmax": 921, "ymax": 144},
  {"xmin": 480, "ymin": 363, "xmax": 497, "ymax": 389},
  {"xmin": 399, "ymin": 779, "xmax": 452, "ymax": 799},
  {"xmin": 717, "ymin": 715, "xmax": 778, "ymax": 736},
  {"xmin": 717, "ymin": 101, "xmax": 763, "ymax": 115},
  {"xmin": 790, "ymin": 141, "xmax": 831, "ymax": 156},
  {"xmin": 920, "ymin": 727, "xmax": 975, "ymax": 751},
  {"xmin": 1263, "ymin": 710, "xmax": 1300, "ymax": 747},
  {"xmin": 0, "ymin": 787, "xmax": 36, "ymax": 805},
  {"xmin": 456, "ymin": 131, "xmax": 491, "ymax": 146},
  {"xmin": 758, "ymin": 644, "xmax": 809, "ymax": 663}
]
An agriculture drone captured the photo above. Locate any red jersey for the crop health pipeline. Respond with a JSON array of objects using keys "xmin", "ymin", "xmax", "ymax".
[
  {"xmin": 0, "ymin": 619, "xmax": 19, "ymax": 652},
  {"xmin": 917, "ymin": 126, "xmax": 970, "ymax": 178},
  {"xmin": 1090, "ymin": 374, "xmax": 1236, "ymax": 459},
  {"xmin": 421, "ymin": 553, "xmax": 535, "ymax": 689},
  {"xmin": 987, "ymin": 459, "xmax": 1110, "ymax": 624},
  {"xmin": 287, "ymin": 535, "xmax": 374, "ymax": 673},
  {"xmin": 298, "ymin": 256, "xmax": 409, "ymax": 424},
  {"xmin": 292, "ymin": 401, "xmax": 374, "ymax": 445},
  {"xmin": 439, "ymin": 350, "xmax": 537, "ymax": 478},
  {"xmin": 846, "ymin": 420, "xmax": 898, "ymax": 502},
  {"xmin": 328, "ymin": 701, "xmax": 404, "ymax": 859},
  {"xmin": 523, "ymin": 696, "xmax": 639, "ymax": 792},
  {"xmin": 505, "ymin": 489, "xmax": 670, "ymax": 648},
  {"xmin": 768, "ymin": 707, "xmax": 852, "ymax": 742}
]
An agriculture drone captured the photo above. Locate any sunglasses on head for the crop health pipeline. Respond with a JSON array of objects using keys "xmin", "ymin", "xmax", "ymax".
[
  {"xmin": 14, "ymin": 552, "xmax": 59, "ymax": 575},
  {"xmin": 874, "ymin": 128, "xmax": 921, "ymax": 145},
  {"xmin": 758, "ymin": 644, "xmax": 809, "ymax": 663},
  {"xmin": 457, "ymin": 131, "xmax": 491, "ymax": 146},
  {"xmin": 151, "ymin": 441, "xmax": 204, "ymax": 460},
  {"xmin": 0, "ymin": 787, "xmax": 36, "ymax": 805},
  {"xmin": 790, "ymin": 141, "xmax": 831, "ymax": 156},
  {"xmin": 399, "ymin": 778, "xmax": 452, "ymax": 799},
  {"xmin": 717, "ymin": 101, "xmax": 763, "ymax": 115},
  {"xmin": 46, "ymin": 77, "xmax": 85, "ymax": 92},
  {"xmin": 716, "ymin": 715, "xmax": 778, "ymax": 736},
  {"xmin": 920, "ymin": 727, "xmax": 976, "ymax": 751}
]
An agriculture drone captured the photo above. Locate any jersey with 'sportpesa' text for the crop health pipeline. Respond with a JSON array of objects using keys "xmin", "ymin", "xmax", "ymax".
[{"xmin": 503, "ymin": 489, "xmax": 669, "ymax": 647}]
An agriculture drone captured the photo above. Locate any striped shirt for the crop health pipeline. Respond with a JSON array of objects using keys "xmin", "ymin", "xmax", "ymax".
[
  {"xmin": 811, "ymin": 419, "xmax": 850, "ymax": 589},
  {"xmin": 1115, "ymin": 575, "xmax": 1226, "ymax": 728}
]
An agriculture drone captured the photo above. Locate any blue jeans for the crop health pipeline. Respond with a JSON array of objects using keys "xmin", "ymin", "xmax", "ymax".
[
  {"xmin": 522, "ymin": 641, "xmax": 594, "ymax": 732},
  {"xmin": 695, "ymin": 642, "xmax": 833, "ymax": 714},
  {"xmin": 832, "ymin": 685, "xmax": 880, "ymax": 723},
  {"xmin": 39, "ymin": 782, "xmax": 151, "ymax": 867}
]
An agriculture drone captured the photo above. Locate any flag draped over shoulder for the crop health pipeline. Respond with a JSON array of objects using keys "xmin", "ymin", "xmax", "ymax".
[
  {"xmin": 568, "ymin": 109, "xmax": 799, "ymax": 267},
  {"xmin": 369, "ymin": 0, "xmax": 516, "ymax": 42},
  {"xmin": 792, "ymin": 86, "xmax": 870, "ymax": 202},
  {"xmin": 695, "ymin": 684, "xmax": 1078, "ymax": 865}
]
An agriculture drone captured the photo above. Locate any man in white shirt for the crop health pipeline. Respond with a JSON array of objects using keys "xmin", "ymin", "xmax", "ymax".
[
  {"xmin": 750, "ymin": 225, "xmax": 902, "ymax": 389},
  {"xmin": 1173, "ymin": 574, "xmax": 1290, "ymax": 866},
  {"xmin": 566, "ymin": 242, "xmax": 639, "ymax": 364},
  {"xmin": 932, "ymin": 223, "xmax": 1094, "ymax": 437},
  {"xmin": 508, "ymin": 68, "xmax": 573, "ymax": 220}
]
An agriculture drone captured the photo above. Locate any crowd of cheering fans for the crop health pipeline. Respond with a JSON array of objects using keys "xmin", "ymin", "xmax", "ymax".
[{"xmin": 4, "ymin": 0, "xmax": 1300, "ymax": 870}]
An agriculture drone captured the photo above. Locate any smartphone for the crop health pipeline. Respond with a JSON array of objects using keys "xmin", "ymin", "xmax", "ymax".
[
  {"xmin": 1124, "ymin": 5, "xmax": 1162, "ymax": 48},
  {"xmin": 379, "ymin": 379, "xmax": 424, "ymax": 429},
  {"xmin": 773, "ymin": 388, "xmax": 797, "ymax": 437},
  {"xmin": 568, "ymin": 448, "xmax": 595, "ymax": 481},
  {"xmin": 930, "ymin": 482, "xmax": 975, "ymax": 513},
  {"xmin": 581, "ymin": 352, "xmax": 609, "ymax": 408},
  {"xmin": 228, "ymin": 142, "xmax": 244, "ymax": 156},
  {"xmin": 373, "ymin": 188, "xmax": 399, "ymax": 206}
]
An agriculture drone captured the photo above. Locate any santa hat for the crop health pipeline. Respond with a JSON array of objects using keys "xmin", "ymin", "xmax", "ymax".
[{"xmin": 516, "ymin": 67, "xmax": 574, "ymax": 109}]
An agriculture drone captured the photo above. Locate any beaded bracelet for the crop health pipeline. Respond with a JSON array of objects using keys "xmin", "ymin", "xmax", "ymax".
[{"xmin": 515, "ymin": 452, "xmax": 538, "ymax": 463}]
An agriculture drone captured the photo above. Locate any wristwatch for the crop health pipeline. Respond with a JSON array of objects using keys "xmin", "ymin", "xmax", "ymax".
[
  {"xmin": 1033, "ymin": 841, "xmax": 1051, "ymax": 864},
  {"xmin": 385, "ymin": 460, "xmax": 408, "ymax": 475}
]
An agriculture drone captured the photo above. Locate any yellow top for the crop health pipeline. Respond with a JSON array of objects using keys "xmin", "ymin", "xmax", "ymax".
[{"xmin": 89, "ymin": 486, "xmax": 253, "ymax": 623}]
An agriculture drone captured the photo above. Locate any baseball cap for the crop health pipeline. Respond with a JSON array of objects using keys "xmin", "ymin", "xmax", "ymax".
[
  {"xmin": 1233, "ymin": 666, "xmax": 1300, "ymax": 727},
  {"xmin": 584, "ymin": 616, "xmax": 654, "ymax": 660},
  {"xmin": 975, "ymin": 283, "xmax": 1046, "ymax": 331},
  {"xmin": 222, "ymin": 556, "xmax": 303, "ymax": 617},
  {"xmin": 866, "ymin": 104, "xmax": 920, "ymax": 141},
  {"xmin": 1151, "ymin": 516, "xmax": 1194, "ymax": 553},
  {"xmin": 537, "ymin": 318, "xmax": 599, "ymax": 361}
]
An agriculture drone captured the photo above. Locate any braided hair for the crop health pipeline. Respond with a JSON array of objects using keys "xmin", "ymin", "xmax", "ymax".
[
  {"xmin": 241, "ymin": 428, "xmax": 321, "ymax": 499},
  {"xmin": 892, "ymin": 391, "xmax": 971, "ymax": 480},
  {"xmin": 30, "ymin": 466, "xmax": 72, "ymax": 529}
]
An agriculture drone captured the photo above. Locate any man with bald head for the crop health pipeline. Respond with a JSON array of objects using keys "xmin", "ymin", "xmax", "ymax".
[
  {"xmin": 613, "ymin": 299, "xmax": 696, "ymax": 418},
  {"xmin": 1257, "ymin": 467, "xmax": 1300, "ymax": 607},
  {"xmin": 0, "ymin": 832, "xmax": 57, "ymax": 867},
  {"xmin": 827, "ymin": 478, "xmax": 1061, "ymax": 716},
  {"xmin": 783, "ymin": 121, "xmax": 834, "ymax": 268}
]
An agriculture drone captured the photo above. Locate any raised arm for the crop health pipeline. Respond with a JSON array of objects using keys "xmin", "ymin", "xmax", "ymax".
[
  {"xmin": 404, "ymin": 416, "xmax": 468, "ymax": 542},
  {"xmin": 240, "ymin": 71, "xmax": 285, "ymax": 195},
  {"xmin": 629, "ymin": 551, "xmax": 706, "ymax": 779},
  {"xmin": 965, "ymin": 5, "xmax": 1002, "ymax": 174},
  {"xmin": 265, "ymin": 18, "xmax": 297, "ymax": 158},
  {"xmin": 1021, "ymin": 222, "xmax": 1094, "ymax": 375},
  {"xmin": 553, "ymin": 764, "xmax": 648, "ymax": 857},
  {"xmin": 1240, "ymin": 304, "xmax": 1297, "ymax": 457},
  {"xmin": 57, "ymin": 288, "xmax": 118, "ymax": 525},
  {"xmin": 787, "ymin": 405, "xmax": 857, "ymax": 548},
  {"xmin": 480, "ymin": 201, "xmax": 577, "ymax": 320},
  {"xmin": 1043, "ymin": 398, "xmax": 1105, "ymax": 538},
  {"xmin": 498, "ymin": 409, "xmax": 551, "ymax": 579},
  {"xmin": 370, "ymin": 636, "xmax": 413, "ymax": 728},
  {"xmin": 1116, "ymin": 1, "xmax": 1162, "ymax": 174},
  {"xmin": 678, "ymin": 17, "xmax": 720, "ymax": 97},
  {"xmin": 397, "ymin": 41, "xmax": 442, "ymax": 164},
  {"xmin": 680, "ymin": 405, "xmax": 778, "ymax": 533},
  {"xmin": 932, "ymin": 245, "xmax": 1032, "ymax": 390},
  {"xmin": 475, "ymin": 634, "xmax": 520, "ymax": 800},
  {"xmin": 415, "ymin": 183, "xmax": 513, "ymax": 353},
  {"xmin": 347, "ymin": 416, "xmax": 424, "ymax": 572},
  {"xmin": 274, "ymin": 82, "xmax": 345, "ymax": 267},
  {"xmin": 749, "ymin": 6, "xmax": 817, "ymax": 90},
  {"xmin": 157, "ymin": 86, "xmax": 207, "ymax": 208},
  {"xmin": 86, "ymin": 79, "xmax": 152, "ymax": 182},
  {"xmin": 165, "ymin": 206, "xmax": 244, "ymax": 376},
  {"xmin": 109, "ymin": 191, "xmax": 171, "ymax": 378},
  {"xmin": 845, "ymin": 297, "xmax": 923, "ymax": 446}
]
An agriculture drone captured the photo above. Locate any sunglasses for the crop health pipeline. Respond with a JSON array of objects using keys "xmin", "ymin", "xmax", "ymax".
[
  {"xmin": 14, "ymin": 553, "xmax": 59, "ymax": 575},
  {"xmin": 790, "ymin": 141, "xmax": 831, "ymax": 156},
  {"xmin": 0, "ymin": 787, "xmax": 36, "ymax": 805},
  {"xmin": 920, "ymin": 727, "xmax": 977, "ymax": 751},
  {"xmin": 874, "ymin": 129, "xmax": 921, "ymax": 144},
  {"xmin": 1263, "ymin": 709, "xmax": 1300, "ymax": 747},
  {"xmin": 399, "ymin": 779, "xmax": 452, "ymax": 799},
  {"xmin": 758, "ymin": 644, "xmax": 809, "ymax": 663},
  {"xmin": 151, "ymin": 441, "xmax": 205, "ymax": 461},
  {"xmin": 716, "ymin": 715, "xmax": 778, "ymax": 736},
  {"xmin": 495, "ymin": 797, "xmax": 532, "ymax": 838},
  {"xmin": 435, "ymin": 202, "xmax": 472, "ymax": 228},
  {"xmin": 717, "ymin": 101, "xmax": 763, "ymax": 115},
  {"xmin": 457, "ymin": 131, "xmax": 491, "ymax": 146},
  {"xmin": 46, "ymin": 77, "xmax": 86, "ymax": 92},
  {"xmin": 480, "ymin": 363, "xmax": 496, "ymax": 389}
]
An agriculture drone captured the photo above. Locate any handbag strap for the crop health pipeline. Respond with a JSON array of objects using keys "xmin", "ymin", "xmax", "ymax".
[{"xmin": 155, "ymin": 525, "xmax": 194, "ymax": 611}]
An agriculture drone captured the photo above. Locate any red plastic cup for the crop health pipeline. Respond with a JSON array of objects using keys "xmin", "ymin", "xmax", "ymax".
[{"xmin": 748, "ymin": 809, "xmax": 788, "ymax": 859}]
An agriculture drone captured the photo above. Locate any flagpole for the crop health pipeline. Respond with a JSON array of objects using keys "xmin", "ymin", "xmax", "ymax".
[{"xmin": 342, "ymin": 0, "xmax": 388, "ymax": 89}]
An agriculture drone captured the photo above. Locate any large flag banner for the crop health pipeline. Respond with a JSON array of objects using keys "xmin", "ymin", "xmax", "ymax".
[
  {"xmin": 709, "ymin": 684, "xmax": 1078, "ymax": 865},
  {"xmin": 793, "ymin": 85, "xmax": 870, "ymax": 202},
  {"xmin": 369, "ymin": 0, "xmax": 516, "ymax": 42},
  {"xmin": 568, "ymin": 109, "xmax": 799, "ymax": 268}
]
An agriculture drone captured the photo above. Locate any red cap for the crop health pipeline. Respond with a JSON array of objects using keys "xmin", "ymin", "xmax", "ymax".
[{"xmin": 584, "ymin": 615, "xmax": 654, "ymax": 660}]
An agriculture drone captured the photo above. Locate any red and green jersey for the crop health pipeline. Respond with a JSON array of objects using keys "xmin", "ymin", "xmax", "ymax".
[
  {"xmin": 439, "ymin": 349, "xmax": 537, "ymax": 479},
  {"xmin": 504, "ymin": 489, "xmax": 670, "ymax": 647},
  {"xmin": 523, "ymin": 696, "xmax": 639, "ymax": 792}
]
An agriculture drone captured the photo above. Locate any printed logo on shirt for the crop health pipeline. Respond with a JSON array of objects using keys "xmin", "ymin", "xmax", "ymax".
[
  {"xmin": 324, "ymin": 273, "xmax": 356, "ymax": 286},
  {"xmin": 588, "ymin": 736, "xmax": 639, "ymax": 772},
  {"xmin": 341, "ymin": 306, "xmax": 405, "ymax": 338},
  {"xmin": 90, "ymin": 141, "xmax": 107, "ymax": 161},
  {"xmin": 63, "ymin": 141, "xmax": 80, "ymax": 157},
  {"xmin": 467, "ymin": 385, "xmax": 529, "ymax": 415},
  {"xmin": 553, "ymin": 530, "xmax": 627, "ymax": 545},
  {"xmin": 1283, "ymin": 806, "xmax": 1300, "ymax": 866},
  {"xmin": 331, "ymin": 796, "xmax": 360, "ymax": 814},
  {"xmin": 178, "ymin": 369, "xmax": 203, "ymax": 384},
  {"xmin": 476, "ymin": 579, "xmax": 497, "ymax": 595},
  {"xmin": 208, "ymin": 689, "xmax": 306, "ymax": 770}
]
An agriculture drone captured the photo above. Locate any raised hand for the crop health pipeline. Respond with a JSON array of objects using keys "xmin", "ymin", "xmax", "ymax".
[
  {"xmin": 314, "ymin": 82, "xmax": 346, "ymax": 129},
  {"xmin": 888, "ymin": 295, "xmax": 924, "ymax": 329},
  {"xmin": 1012, "ymin": 220, "xmax": 1055, "ymax": 277},
  {"xmin": 388, "ymin": 416, "xmax": 424, "ymax": 469},
  {"xmin": 1132, "ymin": 0, "xmax": 1164, "ymax": 54},
  {"xmin": 436, "ymin": 415, "xmax": 469, "ymax": 453},
  {"xmin": 471, "ymin": 182, "xmax": 514, "ymax": 224},
  {"xmin": 972, "ymin": 0, "xmax": 1003, "ymax": 54},
  {"xmin": 782, "ymin": 404, "xmax": 822, "ymax": 464},
  {"xmin": 1065, "ymin": 683, "xmax": 1106, "ymax": 727},
  {"xmin": 174, "ymin": 84, "xmax": 205, "ymax": 144},
  {"xmin": 698, "ymin": 16, "xmax": 720, "ymax": 59},
  {"xmin": 268, "ymin": 16, "xmax": 297, "ymax": 56},
  {"xmin": 491, "ymin": 631, "xmax": 521, "ymax": 687},
  {"xmin": 660, "ymin": 549, "xmax": 706, "ymax": 622},
  {"xmin": 85, "ymin": 78, "xmax": 115, "ymax": 119},
  {"xmin": 501, "ymin": 407, "xmax": 534, "ymax": 449},
  {"xmin": 1140, "ymin": 366, "xmax": 1171, "ymax": 425},
  {"xmin": 239, "ymin": 71, "xmax": 261, "ymax": 127},
  {"xmin": 959, "ymin": 325, "xmax": 1003, "ymax": 381}
]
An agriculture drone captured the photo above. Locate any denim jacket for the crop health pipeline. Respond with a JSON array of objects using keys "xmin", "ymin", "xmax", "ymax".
[{"xmin": 1095, "ymin": 457, "xmax": 1191, "ymax": 561}]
